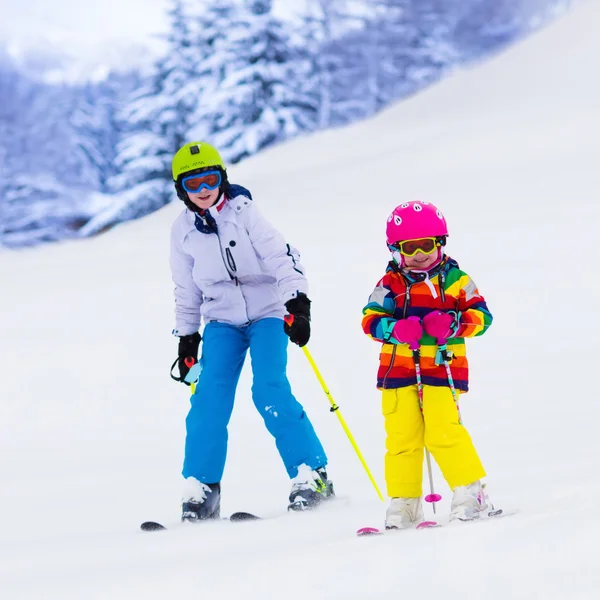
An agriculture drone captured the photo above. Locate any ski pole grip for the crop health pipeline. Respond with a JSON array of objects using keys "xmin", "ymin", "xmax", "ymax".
[
  {"xmin": 184, "ymin": 356, "xmax": 196, "ymax": 368},
  {"xmin": 284, "ymin": 314, "xmax": 294, "ymax": 326}
]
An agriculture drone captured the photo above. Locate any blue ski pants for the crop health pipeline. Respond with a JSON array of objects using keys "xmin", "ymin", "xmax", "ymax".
[{"xmin": 182, "ymin": 318, "xmax": 328, "ymax": 483}]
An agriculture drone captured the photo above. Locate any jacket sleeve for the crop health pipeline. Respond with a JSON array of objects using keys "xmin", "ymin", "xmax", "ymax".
[
  {"xmin": 170, "ymin": 224, "xmax": 203, "ymax": 336},
  {"xmin": 243, "ymin": 202, "xmax": 308, "ymax": 303},
  {"xmin": 452, "ymin": 272, "xmax": 493, "ymax": 338},
  {"xmin": 361, "ymin": 275, "xmax": 399, "ymax": 343}
]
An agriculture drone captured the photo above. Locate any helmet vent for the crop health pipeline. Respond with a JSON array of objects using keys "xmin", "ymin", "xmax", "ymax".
[{"xmin": 190, "ymin": 145, "xmax": 200, "ymax": 155}]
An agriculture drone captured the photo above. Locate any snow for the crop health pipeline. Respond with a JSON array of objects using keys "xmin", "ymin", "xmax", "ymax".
[
  {"xmin": 1, "ymin": 1, "xmax": 600, "ymax": 598},
  {"xmin": 292, "ymin": 464, "xmax": 318, "ymax": 485},
  {"xmin": 181, "ymin": 477, "xmax": 211, "ymax": 503}
]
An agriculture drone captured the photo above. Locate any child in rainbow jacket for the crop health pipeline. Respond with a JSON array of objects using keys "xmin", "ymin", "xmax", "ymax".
[{"xmin": 362, "ymin": 201, "xmax": 493, "ymax": 529}]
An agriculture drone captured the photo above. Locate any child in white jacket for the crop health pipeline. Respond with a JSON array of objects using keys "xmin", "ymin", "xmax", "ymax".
[{"xmin": 169, "ymin": 141, "xmax": 334, "ymax": 521}]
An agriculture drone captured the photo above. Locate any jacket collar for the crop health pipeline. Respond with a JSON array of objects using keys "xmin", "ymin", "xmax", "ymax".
[
  {"xmin": 185, "ymin": 195, "xmax": 228, "ymax": 227},
  {"xmin": 387, "ymin": 255, "xmax": 460, "ymax": 283}
]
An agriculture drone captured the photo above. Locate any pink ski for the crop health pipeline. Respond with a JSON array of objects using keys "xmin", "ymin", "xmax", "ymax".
[
  {"xmin": 357, "ymin": 521, "xmax": 439, "ymax": 536},
  {"xmin": 356, "ymin": 508, "xmax": 517, "ymax": 536}
]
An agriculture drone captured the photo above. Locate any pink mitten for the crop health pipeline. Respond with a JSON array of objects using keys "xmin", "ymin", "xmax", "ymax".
[
  {"xmin": 391, "ymin": 316, "xmax": 423, "ymax": 346},
  {"xmin": 423, "ymin": 310, "xmax": 455, "ymax": 341}
]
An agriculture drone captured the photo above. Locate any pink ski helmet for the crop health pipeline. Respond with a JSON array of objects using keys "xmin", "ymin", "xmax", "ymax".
[{"xmin": 386, "ymin": 201, "xmax": 448, "ymax": 246}]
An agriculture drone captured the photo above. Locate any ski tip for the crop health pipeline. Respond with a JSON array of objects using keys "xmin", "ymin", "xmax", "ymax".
[
  {"xmin": 140, "ymin": 521, "xmax": 167, "ymax": 532},
  {"xmin": 416, "ymin": 520, "xmax": 440, "ymax": 529},
  {"xmin": 229, "ymin": 511, "xmax": 261, "ymax": 522},
  {"xmin": 356, "ymin": 526, "xmax": 382, "ymax": 536}
]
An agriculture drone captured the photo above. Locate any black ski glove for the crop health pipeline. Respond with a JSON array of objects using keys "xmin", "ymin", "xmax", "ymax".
[
  {"xmin": 175, "ymin": 332, "xmax": 201, "ymax": 384},
  {"xmin": 284, "ymin": 294, "xmax": 311, "ymax": 347}
]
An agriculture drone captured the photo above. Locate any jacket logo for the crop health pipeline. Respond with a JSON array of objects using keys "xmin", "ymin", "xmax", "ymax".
[{"xmin": 463, "ymin": 277, "xmax": 479, "ymax": 301}]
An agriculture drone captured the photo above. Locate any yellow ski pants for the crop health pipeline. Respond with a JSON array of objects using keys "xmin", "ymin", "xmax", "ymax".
[{"xmin": 383, "ymin": 385, "xmax": 486, "ymax": 498}]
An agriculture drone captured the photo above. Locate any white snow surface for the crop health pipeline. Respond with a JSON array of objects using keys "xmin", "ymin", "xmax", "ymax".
[{"xmin": 1, "ymin": 2, "xmax": 600, "ymax": 598}]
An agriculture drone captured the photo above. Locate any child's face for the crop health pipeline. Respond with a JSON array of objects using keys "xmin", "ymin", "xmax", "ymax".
[
  {"xmin": 187, "ymin": 187, "xmax": 220, "ymax": 211},
  {"xmin": 403, "ymin": 249, "xmax": 440, "ymax": 271}
]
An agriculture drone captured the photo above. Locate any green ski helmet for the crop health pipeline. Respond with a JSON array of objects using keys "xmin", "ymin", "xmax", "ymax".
[
  {"xmin": 172, "ymin": 141, "xmax": 226, "ymax": 181},
  {"xmin": 172, "ymin": 141, "xmax": 229, "ymax": 210}
]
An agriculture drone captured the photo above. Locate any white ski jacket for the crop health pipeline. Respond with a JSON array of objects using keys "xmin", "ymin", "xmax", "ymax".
[{"xmin": 169, "ymin": 193, "xmax": 307, "ymax": 336}]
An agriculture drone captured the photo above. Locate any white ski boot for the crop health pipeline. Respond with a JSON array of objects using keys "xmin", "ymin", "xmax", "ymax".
[
  {"xmin": 288, "ymin": 465, "xmax": 335, "ymax": 511},
  {"xmin": 181, "ymin": 477, "xmax": 221, "ymax": 522},
  {"xmin": 385, "ymin": 497, "xmax": 424, "ymax": 530},
  {"xmin": 450, "ymin": 480, "xmax": 489, "ymax": 522}
]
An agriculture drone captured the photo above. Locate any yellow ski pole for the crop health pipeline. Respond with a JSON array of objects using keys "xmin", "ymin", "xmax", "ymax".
[{"xmin": 285, "ymin": 316, "xmax": 384, "ymax": 501}]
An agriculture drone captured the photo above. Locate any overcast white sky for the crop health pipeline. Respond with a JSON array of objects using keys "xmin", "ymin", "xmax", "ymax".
[
  {"xmin": 0, "ymin": 0, "xmax": 298, "ymax": 52},
  {"xmin": 1, "ymin": 0, "xmax": 169, "ymax": 48}
]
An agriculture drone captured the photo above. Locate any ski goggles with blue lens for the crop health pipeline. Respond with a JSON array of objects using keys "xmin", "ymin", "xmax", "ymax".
[{"xmin": 181, "ymin": 170, "xmax": 222, "ymax": 193}]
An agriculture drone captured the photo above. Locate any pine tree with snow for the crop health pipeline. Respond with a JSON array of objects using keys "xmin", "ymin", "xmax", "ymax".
[
  {"xmin": 184, "ymin": 0, "xmax": 243, "ymax": 141},
  {"xmin": 209, "ymin": 0, "xmax": 317, "ymax": 162},
  {"xmin": 294, "ymin": 0, "xmax": 370, "ymax": 130},
  {"xmin": 0, "ymin": 55, "xmax": 117, "ymax": 247},
  {"xmin": 87, "ymin": 0, "xmax": 199, "ymax": 233}
]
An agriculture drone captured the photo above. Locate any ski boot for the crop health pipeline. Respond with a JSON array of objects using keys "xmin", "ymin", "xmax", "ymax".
[
  {"xmin": 181, "ymin": 479, "xmax": 221, "ymax": 522},
  {"xmin": 385, "ymin": 497, "xmax": 424, "ymax": 530},
  {"xmin": 450, "ymin": 480, "xmax": 490, "ymax": 522},
  {"xmin": 288, "ymin": 465, "xmax": 335, "ymax": 511}
]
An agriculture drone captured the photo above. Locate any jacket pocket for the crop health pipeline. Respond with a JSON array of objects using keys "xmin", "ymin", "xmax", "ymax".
[{"xmin": 381, "ymin": 390, "xmax": 398, "ymax": 416}]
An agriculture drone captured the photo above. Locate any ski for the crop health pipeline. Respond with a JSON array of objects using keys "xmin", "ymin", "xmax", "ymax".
[
  {"xmin": 357, "ymin": 508, "xmax": 518, "ymax": 536},
  {"xmin": 229, "ymin": 511, "xmax": 261, "ymax": 522},
  {"xmin": 140, "ymin": 511, "xmax": 261, "ymax": 532},
  {"xmin": 140, "ymin": 521, "xmax": 167, "ymax": 532}
]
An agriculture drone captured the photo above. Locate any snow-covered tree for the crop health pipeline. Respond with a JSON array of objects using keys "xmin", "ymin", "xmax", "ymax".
[
  {"xmin": 294, "ymin": 0, "xmax": 369, "ymax": 129},
  {"xmin": 185, "ymin": 0, "xmax": 244, "ymax": 140},
  {"xmin": 85, "ymin": 0, "xmax": 247, "ymax": 233},
  {"xmin": 1, "ymin": 0, "xmax": 573, "ymax": 247},
  {"xmin": 85, "ymin": 0, "xmax": 199, "ymax": 233},
  {"xmin": 209, "ymin": 0, "xmax": 318, "ymax": 162},
  {"xmin": 0, "ymin": 50, "xmax": 135, "ymax": 247},
  {"xmin": 452, "ymin": 0, "xmax": 568, "ymax": 60}
]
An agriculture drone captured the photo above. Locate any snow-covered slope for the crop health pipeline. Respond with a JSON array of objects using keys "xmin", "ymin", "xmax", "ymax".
[{"xmin": 1, "ymin": 2, "xmax": 599, "ymax": 598}]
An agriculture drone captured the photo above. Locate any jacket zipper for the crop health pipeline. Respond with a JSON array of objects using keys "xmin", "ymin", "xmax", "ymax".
[
  {"xmin": 382, "ymin": 344, "xmax": 397, "ymax": 389},
  {"xmin": 214, "ymin": 232, "xmax": 237, "ymax": 284},
  {"xmin": 225, "ymin": 247, "xmax": 238, "ymax": 283},
  {"xmin": 383, "ymin": 279, "xmax": 413, "ymax": 389},
  {"xmin": 387, "ymin": 268, "xmax": 448, "ymax": 389},
  {"xmin": 439, "ymin": 270, "xmax": 446, "ymax": 304},
  {"xmin": 215, "ymin": 232, "xmax": 250, "ymax": 322},
  {"xmin": 402, "ymin": 282, "xmax": 412, "ymax": 318}
]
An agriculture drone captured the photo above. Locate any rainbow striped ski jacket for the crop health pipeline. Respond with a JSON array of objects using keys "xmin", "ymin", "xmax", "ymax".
[{"xmin": 361, "ymin": 257, "xmax": 492, "ymax": 392}]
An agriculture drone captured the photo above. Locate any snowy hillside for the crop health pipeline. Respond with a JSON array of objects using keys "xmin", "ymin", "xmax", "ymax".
[{"xmin": 1, "ymin": 1, "xmax": 599, "ymax": 598}]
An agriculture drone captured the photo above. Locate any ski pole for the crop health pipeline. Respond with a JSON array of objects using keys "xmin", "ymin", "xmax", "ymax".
[
  {"xmin": 435, "ymin": 340, "xmax": 462, "ymax": 424},
  {"xmin": 170, "ymin": 357, "xmax": 201, "ymax": 394},
  {"xmin": 184, "ymin": 357, "xmax": 198, "ymax": 395},
  {"xmin": 284, "ymin": 315, "xmax": 384, "ymax": 502},
  {"xmin": 411, "ymin": 342, "xmax": 442, "ymax": 513}
]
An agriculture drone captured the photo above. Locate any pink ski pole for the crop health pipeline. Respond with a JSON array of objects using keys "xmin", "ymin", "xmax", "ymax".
[{"xmin": 410, "ymin": 342, "xmax": 442, "ymax": 513}]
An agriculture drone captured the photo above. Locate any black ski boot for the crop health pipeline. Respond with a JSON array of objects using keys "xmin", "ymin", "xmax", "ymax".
[
  {"xmin": 181, "ymin": 482, "xmax": 221, "ymax": 522},
  {"xmin": 288, "ymin": 466, "xmax": 335, "ymax": 511}
]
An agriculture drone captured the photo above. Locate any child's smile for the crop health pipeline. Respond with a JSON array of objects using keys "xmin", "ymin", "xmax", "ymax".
[
  {"xmin": 188, "ymin": 188, "xmax": 220, "ymax": 210},
  {"xmin": 404, "ymin": 250, "xmax": 439, "ymax": 270}
]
